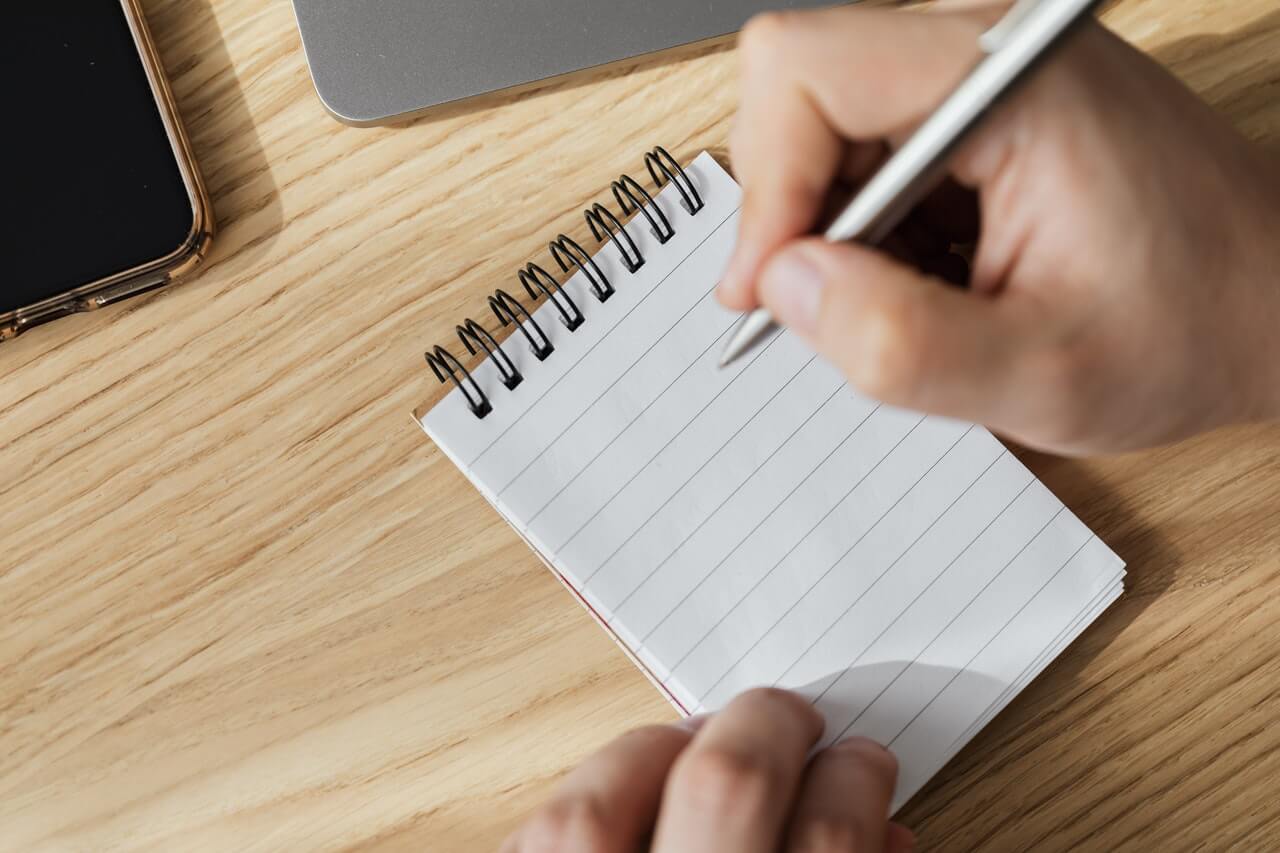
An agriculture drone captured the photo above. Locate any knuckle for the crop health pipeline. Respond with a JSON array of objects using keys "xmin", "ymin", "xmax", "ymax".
[
  {"xmin": 520, "ymin": 798, "xmax": 610, "ymax": 853},
  {"xmin": 739, "ymin": 11, "xmax": 795, "ymax": 62},
  {"xmin": 675, "ymin": 747, "xmax": 778, "ymax": 815},
  {"xmin": 873, "ymin": 743, "xmax": 899, "ymax": 778},
  {"xmin": 736, "ymin": 686, "xmax": 822, "ymax": 727},
  {"xmin": 791, "ymin": 816, "xmax": 869, "ymax": 853},
  {"xmin": 845, "ymin": 297, "xmax": 925, "ymax": 401},
  {"xmin": 618, "ymin": 724, "xmax": 687, "ymax": 750},
  {"xmin": 769, "ymin": 179, "xmax": 828, "ymax": 217},
  {"xmin": 831, "ymin": 737, "xmax": 898, "ymax": 779}
]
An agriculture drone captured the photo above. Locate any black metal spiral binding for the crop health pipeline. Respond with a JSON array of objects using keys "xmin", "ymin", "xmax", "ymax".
[
  {"xmin": 645, "ymin": 145, "xmax": 704, "ymax": 215},
  {"xmin": 518, "ymin": 262, "xmax": 584, "ymax": 331},
  {"xmin": 550, "ymin": 233, "xmax": 613, "ymax": 303},
  {"xmin": 425, "ymin": 344, "xmax": 492, "ymax": 418},
  {"xmin": 586, "ymin": 202, "xmax": 644, "ymax": 273},
  {"xmin": 612, "ymin": 174, "xmax": 674, "ymax": 244},
  {"xmin": 457, "ymin": 318, "xmax": 522, "ymax": 390},
  {"xmin": 426, "ymin": 146, "xmax": 707, "ymax": 419},
  {"xmin": 490, "ymin": 287, "xmax": 554, "ymax": 361}
]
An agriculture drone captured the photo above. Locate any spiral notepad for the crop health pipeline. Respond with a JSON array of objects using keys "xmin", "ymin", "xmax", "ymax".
[{"xmin": 414, "ymin": 147, "xmax": 1126, "ymax": 810}]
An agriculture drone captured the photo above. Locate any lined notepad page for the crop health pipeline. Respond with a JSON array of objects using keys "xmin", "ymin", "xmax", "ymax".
[{"xmin": 417, "ymin": 152, "xmax": 1125, "ymax": 810}]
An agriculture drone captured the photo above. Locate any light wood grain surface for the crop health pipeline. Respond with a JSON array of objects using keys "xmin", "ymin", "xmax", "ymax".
[{"xmin": 2, "ymin": 1, "xmax": 1278, "ymax": 850}]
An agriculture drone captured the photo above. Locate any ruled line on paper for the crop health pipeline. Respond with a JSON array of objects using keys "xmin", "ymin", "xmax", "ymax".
[
  {"xmin": 773, "ymin": 441, "xmax": 1002, "ymax": 688},
  {"xmin": 605, "ymin": 401, "xmax": 883, "ymax": 620},
  {"xmin": 520, "ymin": 317, "xmax": 760, "ymax": 529},
  {"xmin": 879, "ymin": 533, "xmax": 1094, "ymax": 751},
  {"xmin": 579, "ymin": 362, "xmax": 830, "ymax": 585},
  {"xmin": 533, "ymin": 327, "xmax": 786, "ymax": 544},
  {"xmin": 804, "ymin": 479, "xmax": 1038, "ymax": 715},
  {"xmin": 495, "ymin": 292, "xmax": 737, "ymax": 497},
  {"xmin": 941, "ymin": 576, "xmax": 1120, "ymax": 757},
  {"xmin": 641, "ymin": 414, "xmax": 935, "ymax": 656},
  {"xmin": 677, "ymin": 421, "xmax": 966, "ymax": 692}
]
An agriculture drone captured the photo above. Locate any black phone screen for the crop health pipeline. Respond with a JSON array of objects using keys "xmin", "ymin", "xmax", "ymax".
[{"xmin": 5, "ymin": 4, "xmax": 196, "ymax": 314}]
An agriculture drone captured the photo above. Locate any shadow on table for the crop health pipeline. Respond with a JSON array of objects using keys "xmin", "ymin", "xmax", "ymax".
[{"xmin": 146, "ymin": 0, "xmax": 283, "ymax": 279}]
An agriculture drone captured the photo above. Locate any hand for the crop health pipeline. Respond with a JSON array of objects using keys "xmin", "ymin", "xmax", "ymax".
[
  {"xmin": 717, "ymin": 4, "xmax": 1280, "ymax": 455},
  {"xmin": 504, "ymin": 688, "xmax": 914, "ymax": 853}
]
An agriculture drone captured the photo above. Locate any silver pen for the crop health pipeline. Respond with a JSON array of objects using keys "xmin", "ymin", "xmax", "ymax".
[{"xmin": 719, "ymin": 0, "xmax": 1100, "ymax": 367}]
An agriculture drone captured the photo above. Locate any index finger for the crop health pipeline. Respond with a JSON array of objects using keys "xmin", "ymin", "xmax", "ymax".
[
  {"xmin": 651, "ymin": 688, "xmax": 824, "ymax": 853},
  {"xmin": 786, "ymin": 737, "xmax": 901, "ymax": 853},
  {"xmin": 718, "ymin": 6, "xmax": 987, "ymax": 310}
]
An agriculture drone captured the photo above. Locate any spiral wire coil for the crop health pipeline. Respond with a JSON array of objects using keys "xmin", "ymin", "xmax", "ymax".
[{"xmin": 424, "ymin": 146, "xmax": 704, "ymax": 419}]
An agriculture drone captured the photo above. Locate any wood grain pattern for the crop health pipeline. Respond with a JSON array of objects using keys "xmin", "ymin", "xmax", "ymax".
[{"xmin": 1, "ymin": 1, "xmax": 1277, "ymax": 849}]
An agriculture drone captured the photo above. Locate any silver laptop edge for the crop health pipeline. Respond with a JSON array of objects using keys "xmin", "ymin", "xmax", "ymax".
[{"xmin": 291, "ymin": 0, "xmax": 847, "ymax": 126}]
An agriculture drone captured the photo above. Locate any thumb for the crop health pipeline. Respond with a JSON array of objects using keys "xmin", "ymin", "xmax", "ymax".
[{"xmin": 757, "ymin": 239, "xmax": 1024, "ymax": 423}]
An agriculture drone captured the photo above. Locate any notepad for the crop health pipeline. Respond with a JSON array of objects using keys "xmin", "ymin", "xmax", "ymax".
[{"xmin": 415, "ymin": 149, "xmax": 1125, "ymax": 810}]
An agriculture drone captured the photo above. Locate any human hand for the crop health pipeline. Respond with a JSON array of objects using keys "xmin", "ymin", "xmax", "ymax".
[
  {"xmin": 503, "ymin": 688, "xmax": 914, "ymax": 853},
  {"xmin": 717, "ymin": 4, "xmax": 1280, "ymax": 455}
]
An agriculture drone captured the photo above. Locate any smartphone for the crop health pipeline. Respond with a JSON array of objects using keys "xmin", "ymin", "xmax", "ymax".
[{"xmin": 2, "ymin": 0, "xmax": 214, "ymax": 340}]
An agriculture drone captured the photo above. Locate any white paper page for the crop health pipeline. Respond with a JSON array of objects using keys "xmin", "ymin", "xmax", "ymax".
[{"xmin": 418, "ymin": 152, "xmax": 1125, "ymax": 811}]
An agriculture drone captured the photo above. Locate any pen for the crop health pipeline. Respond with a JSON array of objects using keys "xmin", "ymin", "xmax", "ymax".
[{"xmin": 718, "ymin": 0, "xmax": 1101, "ymax": 368}]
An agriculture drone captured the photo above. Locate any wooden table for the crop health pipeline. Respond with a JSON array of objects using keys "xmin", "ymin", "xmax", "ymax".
[{"xmin": 3, "ymin": 1, "xmax": 1278, "ymax": 849}]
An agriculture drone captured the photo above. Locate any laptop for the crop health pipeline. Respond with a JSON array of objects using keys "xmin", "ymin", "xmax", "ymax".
[{"xmin": 291, "ymin": 0, "xmax": 840, "ymax": 126}]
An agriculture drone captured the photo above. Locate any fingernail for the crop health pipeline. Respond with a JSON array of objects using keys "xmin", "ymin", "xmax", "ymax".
[
  {"xmin": 759, "ymin": 248, "xmax": 824, "ymax": 337},
  {"xmin": 674, "ymin": 712, "xmax": 712, "ymax": 732}
]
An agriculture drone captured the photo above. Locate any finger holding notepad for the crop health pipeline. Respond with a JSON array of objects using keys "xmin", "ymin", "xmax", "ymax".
[
  {"xmin": 503, "ymin": 689, "xmax": 914, "ymax": 853},
  {"xmin": 717, "ymin": 3, "xmax": 1280, "ymax": 455}
]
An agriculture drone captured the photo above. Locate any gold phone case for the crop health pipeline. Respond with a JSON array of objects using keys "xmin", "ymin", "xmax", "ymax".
[{"xmin": 0, "ymin": 0, "xmax": 214, "ymax": 342}]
